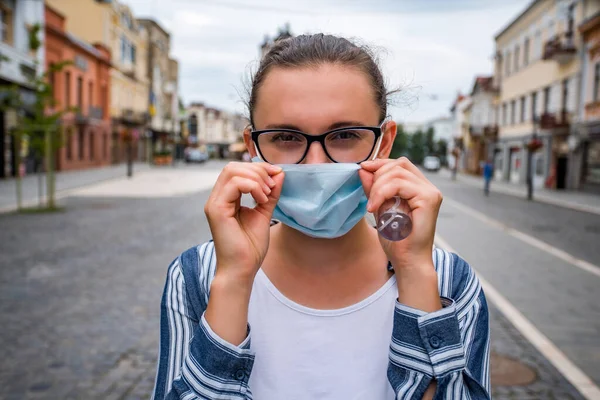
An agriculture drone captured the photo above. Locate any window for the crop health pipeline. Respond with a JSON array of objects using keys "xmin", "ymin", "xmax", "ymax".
[
  {"xmin": 120, "ymin": 34, "xmax": 126, "ymax": 63},
  {"xmin": 65, "ymin": 71, "xmax": 71, "ymax": 108},
  {"xmin": 89, "ymin": 130, "xmax": 94, "ymax": 160},
  {"xmin": 520, "ymin": 96, "xmax": 526, "ymax": 123},
  {"xmin": 49, "ymin": 63, "xmax": 56, "ymax": 102},
  {"xmin": 594, "ymin": 63, "xmax": 600, "ymax": 102},
  {"xmin": 120, "ymin": 35, "xmax": 136, "ymax": 64},
  {"xmin": 534, "ymin": 30, "xmax": 542, "ymax": 60},
  {"xmin": 514, "ymin": 45, "xmax": 520, "ymax": 72},
  {"xmin": 89, "ymin": 82, "xmax": 93, "ymax": 108},
  {"xmin": 510, "ymin": 100, "xmax": 516, "ymax": 125},
  {"xmin": 78, "ymin": 126, "xmax": 85, "ymax": 160},
  {"xmin": 502, "ymin": 103, "xmax": 507, "ymax": 125},
  {"xmin": 0, "ymin": 6, "xmax": 13, "ymax": 45},
  {"xmin": 523, "ymin": 38, "xmax": 530, "ymax": 66},
  {"xmin": 505, "ymin": 52, "xmax": 511, "ymax": 76},
  {"xmin": 543, "ymin": 86, "xmax": 550, "ymax": 113},
  {"xmin": 131, "ymin": 45, "xmax": 136, "ymax": 63},
  {"xmin": 562, "ymin": 79, "xmax": 568, "ymax": 112},
  {"xmin": 531, "ymin": 92, "xmax": 538, "ymax": 121},
  {"xmin": 77, "ymin": 76, "xmax": 83, "ymax": 109}
]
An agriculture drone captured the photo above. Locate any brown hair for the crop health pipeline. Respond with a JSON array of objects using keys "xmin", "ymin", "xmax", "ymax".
[{"xmin": 247, "ymin": 34, "xmax": 391, "ymax": 127}]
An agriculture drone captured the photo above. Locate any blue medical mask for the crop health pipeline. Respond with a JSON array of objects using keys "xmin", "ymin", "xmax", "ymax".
[{"xmin": 252, "ymin": 157, "xmax": 368, "ymax": 238}]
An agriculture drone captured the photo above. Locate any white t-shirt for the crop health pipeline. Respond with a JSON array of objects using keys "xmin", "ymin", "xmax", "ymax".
[{"xmin": 247, "ymin": 268, "xmax": 398, "ymax": 400}]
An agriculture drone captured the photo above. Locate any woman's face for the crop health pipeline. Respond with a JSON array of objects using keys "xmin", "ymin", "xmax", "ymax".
[{"xmin": 245, "ymin": 64, "xmax": 396, "ymax": 164}]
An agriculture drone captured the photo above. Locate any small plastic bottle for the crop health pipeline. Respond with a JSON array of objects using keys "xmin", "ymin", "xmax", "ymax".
[{"xmin": 376, "ymin": 196, "xmax": 412, "ymax": 241}]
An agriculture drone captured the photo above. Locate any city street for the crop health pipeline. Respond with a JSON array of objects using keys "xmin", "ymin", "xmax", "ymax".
[{"xmin": 0, "ymin": 161, "xmax": 598, "ymax": 399}]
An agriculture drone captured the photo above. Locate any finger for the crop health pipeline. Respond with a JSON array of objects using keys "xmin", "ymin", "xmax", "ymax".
[
  {"xmin": 367, "ymin": 178, "xmax": 421, "ymax": 213},
  {"xmin": 358, "ymin": 169, "xmax": 374, "ymax": 198},
  {"xmin": 227, "ymin": 167, "xmax": 274, "ymax": 194},
  {"xmin": 221, "ymin": 176, "xmax": 269, "ymax": 205},
  {"xmin": 372, "ymin": 161, "xmax": 422, "ymax": 185},
  {"xmin": 255, "ymin": 171, "xmax": 285, "ymax": 219},
  {"xmin": 396, "ymin": 157, "xmax": 428, "ymax": 181},
  {"xmin": 246, "ymin": 162, "xmax": 283, "ymax": 188}
]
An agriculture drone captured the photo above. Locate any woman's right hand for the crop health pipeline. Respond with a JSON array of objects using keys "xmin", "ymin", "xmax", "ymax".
[{"xmin": 204, "ymin": 161, "xmax": 284, "ymax": 284}]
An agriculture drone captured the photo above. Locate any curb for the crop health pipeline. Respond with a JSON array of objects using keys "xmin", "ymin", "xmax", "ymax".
[{"xmin": 0, "ymin": 168, "xmax": 152, "ymax": 215}]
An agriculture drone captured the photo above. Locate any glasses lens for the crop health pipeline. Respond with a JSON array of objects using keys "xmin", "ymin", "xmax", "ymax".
[
  {"xmin": 325, "ymin": 129, "xmax": 376, "ymax": 163},
  {"xmin": 257, "ymin": 131, "xmax": 307, "ymax": 164}
]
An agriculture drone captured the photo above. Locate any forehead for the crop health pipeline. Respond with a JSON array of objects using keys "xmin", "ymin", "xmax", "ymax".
[{"xmin": 253, "ymin": 64, "xmax": 380, "ymax": 130}]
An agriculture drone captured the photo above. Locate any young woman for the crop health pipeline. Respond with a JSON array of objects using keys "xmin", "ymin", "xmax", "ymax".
[{"xmin": 152, "ymin": 34, "xmax": 490, "ymax": 400}]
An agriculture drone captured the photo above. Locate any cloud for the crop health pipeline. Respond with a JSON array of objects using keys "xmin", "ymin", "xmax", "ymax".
[{"xmin": 125, "ymin": 0, "xmax": 525, "ymax": 122}]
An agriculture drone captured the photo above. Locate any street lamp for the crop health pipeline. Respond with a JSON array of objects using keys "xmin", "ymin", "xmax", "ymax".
[{"xmin": 526, "ymin": 117, "xmax": 543, "ymax": 201}]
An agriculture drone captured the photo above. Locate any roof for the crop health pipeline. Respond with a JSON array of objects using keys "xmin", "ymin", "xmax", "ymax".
[
  {"xmin": 579, "ymin": 10, "xmax": 600, "ymax": 35},
  {"xmin": 136, "ymin": 18, "xmax": 170, "ymax": 38},
  {"xmin": 470, "ymin": 76, "xmax": 495, "ymax": 95},
  {"xmin": 494, "ymin": 0, "xmax": 540, "ymax": 41}
]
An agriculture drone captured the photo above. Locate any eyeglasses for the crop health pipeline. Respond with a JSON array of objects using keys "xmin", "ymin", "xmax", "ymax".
[{"xmin": 251, "ymin": 124, "xmax": 384, "ymax": 164}]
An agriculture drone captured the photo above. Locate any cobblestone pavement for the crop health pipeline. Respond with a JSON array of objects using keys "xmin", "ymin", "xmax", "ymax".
[
  {"xmin": 0, "ymin": 162, "xmax": 151, "ymax": 212},
  {"xmin": 0, "ymin": 163, "xmax": 591, "ymax": 399}
]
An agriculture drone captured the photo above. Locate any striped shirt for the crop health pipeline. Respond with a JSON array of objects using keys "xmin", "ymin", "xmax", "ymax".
[{"xmin": 152, "ymin": 242, "xmax": 491, "ymax": 399}]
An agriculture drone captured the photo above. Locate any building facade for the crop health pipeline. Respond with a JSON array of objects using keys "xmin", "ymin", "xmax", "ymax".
[
  {"xmin": 45, "ymin": 5, "xmax": 111, "ymax": 172},
  {"xmin": 137, "ymin": 19, "xmax": 179, "ymax": 158},
  {"xmin": 578, "ymin": 7, "xmax": 600, "ymax": 193},
  {"xmin": 186, "ymin": 102, "xmax": 247, "ymax": 158},
  {"xmin": 0, "ymin": 0, "xmax": 44, "ymax": 178},
  {"xmin": 45, "ymin": 0, "xmax": 151, "ymax": 165},
  {"xmin": 464, "ymin": 76, "xmax": 499, "ymax": 174},
  {"xmin": 493, "ymin": 0, "xmax": 590, "ymax": 189}
]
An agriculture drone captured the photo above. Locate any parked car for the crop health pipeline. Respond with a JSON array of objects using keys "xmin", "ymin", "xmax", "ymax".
[
  {"xmin": 185, "ymin": 147, "xmax": 209, "ymax": 163},
  {"xmin": 423, "ymin": 156, "xmax": 441, "ymax": 172}
]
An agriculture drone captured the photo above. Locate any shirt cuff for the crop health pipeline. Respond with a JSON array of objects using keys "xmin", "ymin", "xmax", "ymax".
[
  {"xmin": 389, "ymin": 297, "xmax": 466, "ymax": 378},
  {"xmin": 183, "ymin": 313, "xmax": 255, "ymax": 391}
]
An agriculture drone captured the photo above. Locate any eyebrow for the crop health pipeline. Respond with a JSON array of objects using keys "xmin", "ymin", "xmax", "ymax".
[{"xmin": 263, "ymin": 121, "xmax": 369, "ymax": 131}]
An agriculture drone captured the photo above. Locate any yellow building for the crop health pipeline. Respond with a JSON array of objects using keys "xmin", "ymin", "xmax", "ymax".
[
  {"xmin": 578, "ymin": 8, "xmax": 600, "ymax": 193},
  {"xmin": 493, "ymin": 0, "xmax": 596, "ymax": 190},
  {"xmin": 45, "ymin": 0, "xmax": 151, "ymax": 163}
]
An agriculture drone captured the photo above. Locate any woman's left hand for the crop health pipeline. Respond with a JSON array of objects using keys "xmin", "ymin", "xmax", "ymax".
[{"xmin": 359, "ymin": 157, "xmax": 443, "ymax": 270}]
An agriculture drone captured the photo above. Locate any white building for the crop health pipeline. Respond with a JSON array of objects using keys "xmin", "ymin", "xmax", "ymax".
[
  {"xmin": 0, "ymin": 0, "xmax": 45, "ymax": 178},
  {"xmin": 186, "ymin": 103, "xmax": 248, "ymax": 158}
]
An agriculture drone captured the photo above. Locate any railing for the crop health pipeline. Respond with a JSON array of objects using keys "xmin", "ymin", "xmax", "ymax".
[
  {"xmin": 539, "ymin": 110, "xmax": 570, "ymax": 129},
  {"xmin": 542, "ymin": 32, "xmax": 576, "ymax": 64}
]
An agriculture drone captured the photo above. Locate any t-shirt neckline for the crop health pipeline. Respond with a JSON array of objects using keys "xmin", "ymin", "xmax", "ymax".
[{"xmin": 255, "ymin": 268, "xmax": 396, "ymax": 317}]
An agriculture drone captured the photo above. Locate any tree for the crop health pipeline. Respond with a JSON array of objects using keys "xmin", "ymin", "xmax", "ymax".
[
  {"xmin": 425, "ymin": 127, "xmax": 435, "ymax": 155},
  {"xmin": 408, "ymin": 130, "xmax": 426, "ymax": 165},
  {"xmin": 435, "ymin": 139, "xmax": 448, "ymax": 165},
  {"xmin": 0, "ymin": 24, "xmax": 73, "ymax": 211},
  {"xmin": 390, "ymin": 124, "xmax": 409, "ymax": 159}
]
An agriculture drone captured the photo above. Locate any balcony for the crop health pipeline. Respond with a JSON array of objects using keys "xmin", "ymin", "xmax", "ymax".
[
  {"xmin": 75, "ymin": 106, "xmax": 104, "ymax": 123},
  {"xmin": 542, "ymin": 33, "xmax": 576, "ymax": 64},
  {"xmin": 585, "ymin": 101, "xmax": 600, "ymax": 119},
  {"xmin": 539, "ymin": 110, "xmax": 570, "ymax": 130},
  {"xmin": 121, "ymin": 108, "xmax": 149, "ymax": 125},
  {"xmin": 469, "ymin": 125, "xmax": 498, "ymax": 139}
]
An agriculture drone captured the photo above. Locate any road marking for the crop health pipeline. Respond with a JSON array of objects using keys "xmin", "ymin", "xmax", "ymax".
[
  {"xmin": 435, "ymin": 234, "xmax": 600, "ymax": 400},
  {"xmin": 443, "ymin": 196, "xmax": 600, "ymax": 279}
]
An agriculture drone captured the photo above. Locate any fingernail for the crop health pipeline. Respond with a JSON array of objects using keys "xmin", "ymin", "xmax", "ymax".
[
  {"xmin": 267, "ymin": 177, "xmax": 276, "ymax": 187},
  {"xmin": 366, "ymin": 200, "xmax": 372, "ymax": 211},
  {"xmin": 270, "ymin": 165, "xmax": 283, "ymax": 173}
]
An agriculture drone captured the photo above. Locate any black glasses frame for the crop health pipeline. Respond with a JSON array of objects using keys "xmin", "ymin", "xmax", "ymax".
[{"xmin": 251, "ymin": 125, "xmax": 383, "ymax": 164}]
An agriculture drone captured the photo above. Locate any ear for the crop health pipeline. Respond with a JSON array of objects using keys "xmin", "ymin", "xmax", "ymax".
[
  {"xmin": 376, "ymin": 120, "xmax": 397, "ymax": 159},
  {"xmin": 243, "ymin": 126, "xmax": 258, "ymax": 158}
]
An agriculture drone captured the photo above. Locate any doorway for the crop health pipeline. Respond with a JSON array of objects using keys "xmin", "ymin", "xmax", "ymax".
[{"xmin": 556, "ymin": 156, "xmax": 568, "ymax": 189}]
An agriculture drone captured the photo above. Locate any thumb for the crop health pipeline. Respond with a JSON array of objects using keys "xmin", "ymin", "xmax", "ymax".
[
  {"xmin": 256, "ymin": 171, "xmax": 285, "ymax": 218},
  {"xmin": 358, "ymin": 169, "xmax": 374, "ymax": 198}
]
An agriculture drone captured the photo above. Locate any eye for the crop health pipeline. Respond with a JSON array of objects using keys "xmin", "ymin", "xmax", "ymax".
[
  {"xmin": 270, "ymin": 132, "xmax": 303, "ymax": 142},
  {"xmin": 329, "ymin": 130, "xmax": 361, "ymax": 140}
]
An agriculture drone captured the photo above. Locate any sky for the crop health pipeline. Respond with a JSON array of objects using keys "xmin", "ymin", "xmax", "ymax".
[{"xmin": 125, "ymin": 0, "xmax": 528, "ymax": 124}]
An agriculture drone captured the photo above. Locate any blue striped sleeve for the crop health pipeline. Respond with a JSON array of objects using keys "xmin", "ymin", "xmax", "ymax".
[
  {"xmin": 152, "ymin": 245, "xmax": 256, "ymax": 400},
  {"xmin": 387, "ymin": 249, "xmax": 491, "ymax": 399}
]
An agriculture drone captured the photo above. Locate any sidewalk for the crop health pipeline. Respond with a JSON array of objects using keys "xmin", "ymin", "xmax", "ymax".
[
  {"xmin": 0, "ymin": 162, "xmax": 150, "ymax": 213},
  {"xmin": 438, "ymin": 168, "xmax": 600, "ymax": 215}
]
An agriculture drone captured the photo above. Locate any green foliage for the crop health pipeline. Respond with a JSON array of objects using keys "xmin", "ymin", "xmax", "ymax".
[
  {"xmin": 409, "ymin": 130, "xmax": 426, "ymax": 165},
  {"xmin": 28, "ymin": 24, "xmax": 42, "ymax": 52},
  {"xmin": 390, "ymin": 125, "xmax": 409, "ymax": 159}
]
